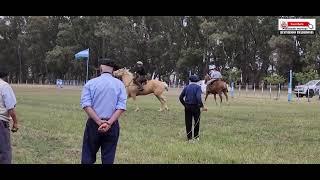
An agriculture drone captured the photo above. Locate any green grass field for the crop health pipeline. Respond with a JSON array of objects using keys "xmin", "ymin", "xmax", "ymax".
[{"xmin": 10, "ymin": 85, "xmax": 320, "ymax": 164}]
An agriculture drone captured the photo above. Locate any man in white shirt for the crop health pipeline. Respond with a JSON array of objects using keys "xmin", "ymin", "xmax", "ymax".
[{"xmin": 0, "ymin": 66, "xmax": 19, "ymax": 164}]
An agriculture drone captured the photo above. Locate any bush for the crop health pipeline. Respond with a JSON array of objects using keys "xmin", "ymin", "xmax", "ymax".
[
  {"xmin": 264, "ymin": 74, "xmax": 286, "ymax": 85},
  {"xmin": 294, "ymin": 70, "xmax": 319, "ymax": 84},
  {"xmin": 225, "ymin": 67, "xmax": 242, "ymax": 82}
]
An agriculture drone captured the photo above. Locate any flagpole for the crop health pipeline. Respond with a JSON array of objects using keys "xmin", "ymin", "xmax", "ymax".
[{"xmin": 86, "ymin": 49, "xmax": 89, "ymax": 83}]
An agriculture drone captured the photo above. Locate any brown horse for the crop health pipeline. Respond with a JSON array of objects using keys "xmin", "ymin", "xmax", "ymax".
[
  {"xmin": 113, "ymin": 68, "xmax": 169, "ymax": 112},
  {"xmin": 204, "ymin": 75, "xmax": 229, "ymax": 105}
]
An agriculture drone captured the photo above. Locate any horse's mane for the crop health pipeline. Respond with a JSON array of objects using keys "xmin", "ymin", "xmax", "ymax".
[{"xmin": 121, "ymin": 68, "xmax": 134, "ymax": 77}]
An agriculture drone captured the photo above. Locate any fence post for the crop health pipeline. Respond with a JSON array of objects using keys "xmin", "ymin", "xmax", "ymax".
[
  {"xmin": 307, "ymin": 86, "xmax": 310, "ymax": 102},
  {"xmin": 231, "ymin": 82, "xmax": 234, "ymax": 98},
  {"xmin": 238, "ymin": 83, "xmax": 241, "ymax": 97},
  {"xmin": 277, "ymin": 83, "xmax": 281, "ymax": 100},
  {"xmin": 246, "ymin": 83, "xmax": 248, "ymax": 97},
  {"xmin": 269, "ymin": 83, "xmax": 272, "ymax": 99},
  {"xmin": 261, "ymin": 83, "xmax": 264, "ymax": 97},
  {"xmin": 253, "ymin": 83, "xmax": 256, "ymax": 96}
]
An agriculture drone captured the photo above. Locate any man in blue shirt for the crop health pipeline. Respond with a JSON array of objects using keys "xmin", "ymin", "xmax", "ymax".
[
  {"xmin": 80, "ymin": 58, "xmax": 127, "ymax": 164},
  {"xmin": 0, "ymin": 66, "xmax": 19, "ymax": 164},
  {"xmin": 179, "ymin": 75, "xmax": 205, "ymax": 142}
]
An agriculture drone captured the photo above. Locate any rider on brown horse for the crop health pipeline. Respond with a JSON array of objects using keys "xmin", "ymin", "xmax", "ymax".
[
  {"xmin": 133, "ymin": 61, "xmax": 147, "ymax": 91},
  {"xmin": 206, "ymin": 64, "xmax": 222, "ymax": 85},
  {"xmin": 204, "ymin": 65, "xmax": 229, "ymax": 105}
]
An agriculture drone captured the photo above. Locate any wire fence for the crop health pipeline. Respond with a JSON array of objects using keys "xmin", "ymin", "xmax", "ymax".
[{"xmin": 9, "ymin": 80, "xmax": 320, "ymax": 102}]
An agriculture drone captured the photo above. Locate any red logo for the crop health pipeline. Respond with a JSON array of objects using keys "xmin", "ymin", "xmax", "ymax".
[{"xmin": 287, "ymin": 22, "xmax": 313, "ymax": 29}]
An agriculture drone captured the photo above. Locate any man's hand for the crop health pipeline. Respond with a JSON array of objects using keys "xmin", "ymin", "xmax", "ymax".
[
  {"xmin": 98, "ymin": 122, "xmax": 111, "ymax": 133},
  {"xmin": 202, "ymin": 107, "xmax": 208, "ymax": 112},
  {"xmin": 12, "ymin": 122, "xmax": 19, "ymax": 132}
]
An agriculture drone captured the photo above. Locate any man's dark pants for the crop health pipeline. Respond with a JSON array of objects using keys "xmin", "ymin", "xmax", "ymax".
[
  {"xmin": 184, "ymin": 105, "xmax": 201, "ymax": 140},
  {"xmin": 134, "ymin": 75, "xmax": 147, "ymax": 90},
  {"xmin": 81, "ymin": 119, "xmax": 119, "ymax": 164},
  {"xmin": 0, "ymin": 120, "xmax": 11, "ymax": 164}
]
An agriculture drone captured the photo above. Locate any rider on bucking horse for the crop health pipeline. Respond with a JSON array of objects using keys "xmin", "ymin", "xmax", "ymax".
[
  {"xmin": 133, "ymin": 61, "xmax": 147, "ymax": 91},
  {"xmin": 206, "ymin": 64, "xmax": 222, "ymax": 86}
]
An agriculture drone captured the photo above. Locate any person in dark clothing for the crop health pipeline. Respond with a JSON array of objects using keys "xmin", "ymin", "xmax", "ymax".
[
  {"xmin": 179, "ymin": 75, "xmax": 205, "ymax": 142},
  {"xmin": 132, "ymin": 61, "xmax": 147, "ymax": 91}
]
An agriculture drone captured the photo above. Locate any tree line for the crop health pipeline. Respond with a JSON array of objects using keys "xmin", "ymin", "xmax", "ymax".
[{"xmin": 1, "ymin": 16, "xmax": 320, "ymax": 85}]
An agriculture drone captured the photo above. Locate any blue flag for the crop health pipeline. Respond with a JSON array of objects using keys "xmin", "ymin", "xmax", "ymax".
[{"xmin": 75, "ymin": 49, "xmax": 89, "ymax": 60}]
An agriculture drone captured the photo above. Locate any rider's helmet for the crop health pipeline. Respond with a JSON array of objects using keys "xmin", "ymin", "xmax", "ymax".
[
  {"xmin": 209, "ymin": 64, "xmax": 216, "ymax": 70},
  {"xmin": 137, "ymin": 61, "xmax": 143, "ymax": 66}
]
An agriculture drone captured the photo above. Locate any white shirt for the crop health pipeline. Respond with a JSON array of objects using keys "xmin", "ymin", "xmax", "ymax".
[
  {"xmin": 209, "ymin": 70, "xmax": 222, "ymax": 79},
  {"xmin": 0, "ymin": 79, "xmax": 17, "ymax": 122}
]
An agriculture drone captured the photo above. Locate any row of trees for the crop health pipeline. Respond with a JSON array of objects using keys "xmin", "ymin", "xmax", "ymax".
[{"xmin": 1, "ymin": 16, "xmax": 320, "ymax": 85}]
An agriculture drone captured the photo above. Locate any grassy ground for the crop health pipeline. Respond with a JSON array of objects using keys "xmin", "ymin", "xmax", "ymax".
[{"xmin": 10, "ymin": 85, "xmax": 320, "ymax": 164}]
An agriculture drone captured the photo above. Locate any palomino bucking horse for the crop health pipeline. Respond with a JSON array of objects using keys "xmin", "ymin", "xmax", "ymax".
[
  {"xmin": 113, "ymin": 68, "xmax": 169, "ymax": 112},
  {"xmin": 204, "ymin": 75, "xmax": 229, "ymax": 105}
]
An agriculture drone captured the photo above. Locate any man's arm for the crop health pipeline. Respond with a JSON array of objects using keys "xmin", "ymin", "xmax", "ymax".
[
  {"xmin": 179, "ymin": 87, "xmax": 186, "ymax": 106},
  {"xmin": 141, "ymin": 67, "xmax": 147, "ymax": 75},
  {"xmin": 99, "ymin": 82, "xmax": 127, "ymax": 132},
  {"xmin": 83, "ymin": 107, "xmax": 104, "ymax": 126},
  {"xmin": 80, "ymin": 82, "xmax": 104, "ymax": 126},
  {"xmin": 8, "ymin": 108, "xmax": 18, "ymax": 132},
  {"xmin": 196, "ymin": 86, "xmax": 204, "ymax": 108},
  {"xmin": 108, "ymin": 82, "xmax": 127, "ymax": 125},
  {"xmin": 107, "ymin": 109, "xmax": 125, "ymax": 125},
  {"xmin": 3, "ymin": 85, "xmax": 18, "ymax": 131}
]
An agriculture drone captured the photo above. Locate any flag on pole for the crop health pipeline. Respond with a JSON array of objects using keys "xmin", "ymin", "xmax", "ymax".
[
  {"xmin": 288, "ymin": 70, "xmax": 292, "ymax": 102},
  {"xmin": 75, "ymin": 49, "xmax": 89, "ymax": 60},
  {"xmin": 75, "ymin": 48, "xmax": 90, "ymax": 82}
]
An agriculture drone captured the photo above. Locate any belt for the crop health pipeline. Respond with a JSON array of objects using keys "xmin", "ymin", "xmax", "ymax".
[{"xmin": 185, "ymin": 104, "xmax": 199, "ymax": 106}]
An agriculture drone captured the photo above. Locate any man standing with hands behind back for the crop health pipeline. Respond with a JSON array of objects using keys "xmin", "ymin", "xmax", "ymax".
[
  {"xmin": 80, "ymin": 58, "xmax": 127, "ymax": 164},
  {"xmin": 179, "ymin": 75, "xmax": 206, "ymax": 142},
  {"xmin": 0, "ymin": 66, "xmax": 19, "ymax": 164}
]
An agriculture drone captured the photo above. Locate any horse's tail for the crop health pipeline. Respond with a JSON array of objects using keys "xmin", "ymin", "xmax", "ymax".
[{"xmin": 163, "ymin": 82, "xmax": 169, "ymax": 91}]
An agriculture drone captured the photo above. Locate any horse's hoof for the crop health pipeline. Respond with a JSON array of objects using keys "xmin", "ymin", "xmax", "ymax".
[
  {"xmin": 158, "ymin": 109, "xmax": 163, "ymax": 112},
  {"xmin": 135, "ymin": 108, "xmax": 140, "ymax": 112}
]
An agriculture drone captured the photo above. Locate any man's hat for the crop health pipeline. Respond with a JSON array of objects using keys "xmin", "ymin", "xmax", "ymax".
[
  {"xmin": 0, "ymin": 65, "xmax": 9, "ymax": 78},
  {"xmin": 189, "ymin": 75, "xmax": 200, "ymax": 82},
  {"xmin": 137, "ymin": 61, "xmax": 143, "ymax": 65},
  {"xmin": 98, "ymin": 58, "xmax": 120, "ymax": 70}
]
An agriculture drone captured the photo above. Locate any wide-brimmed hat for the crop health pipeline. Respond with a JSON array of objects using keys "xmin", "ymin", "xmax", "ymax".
[{"xmin": 189, "ymin": 75, "xmax": 200, "ymax": 82}]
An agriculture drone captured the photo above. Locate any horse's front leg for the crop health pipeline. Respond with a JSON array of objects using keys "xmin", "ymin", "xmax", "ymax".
[{"xmin": 132, "ymin": 95, "xmax": 139, "ymax": 112}]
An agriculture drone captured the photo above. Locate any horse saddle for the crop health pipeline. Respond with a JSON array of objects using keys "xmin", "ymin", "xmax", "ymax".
[{"xmin": 209, "ymin": 79, "xmax": 221, "ymax": 85}]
